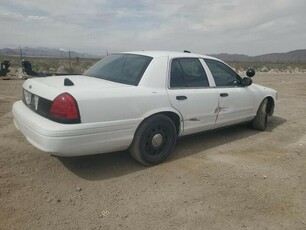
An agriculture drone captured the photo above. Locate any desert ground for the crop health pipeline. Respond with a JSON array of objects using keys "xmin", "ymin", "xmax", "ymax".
[{"xmin": 0, "ymin": 73, "xmax": 306, "ymax": 230}]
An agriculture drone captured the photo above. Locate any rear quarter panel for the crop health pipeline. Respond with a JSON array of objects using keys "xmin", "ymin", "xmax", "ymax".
[
  {"xmin": 75, "ymin": 87, "xmax": 175, "ymax": 123},
  {"xmin": 71, "ymin": 55, "xmax": 181, "ymax": 125}
]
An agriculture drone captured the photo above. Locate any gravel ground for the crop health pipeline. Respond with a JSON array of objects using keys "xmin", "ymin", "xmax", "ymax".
[{"xmin": 0, "ymin": 73, "xmax": 306, "ymax": 230}]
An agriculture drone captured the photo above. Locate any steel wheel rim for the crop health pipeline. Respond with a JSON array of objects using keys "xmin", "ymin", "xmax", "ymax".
[{"xmin": 142, "ymin": 124, "xmax": 170, "ymax": 156}]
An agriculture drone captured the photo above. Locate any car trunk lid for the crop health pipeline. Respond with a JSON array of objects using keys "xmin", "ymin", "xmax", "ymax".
[
  {"xmin": 22, "ymin": 75, "xmax": 131, "ymax": 123},
  {"xmin": 23, "ymin": 75, "xmax": 130, "ymax": 101}
]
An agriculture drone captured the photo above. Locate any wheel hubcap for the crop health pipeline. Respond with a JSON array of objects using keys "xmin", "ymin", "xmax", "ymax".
[{"xmin": 152, "ymin": 133, "xmax": 163, "ymax": 148}]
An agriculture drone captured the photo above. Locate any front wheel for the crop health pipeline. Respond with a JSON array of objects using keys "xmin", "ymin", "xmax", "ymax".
[
  {"xmin": 129, "ymin": 114, "xmax": 177, "ymax": 165},
  {"xmin": 252, "ymin": 98, "xmax": 268, "ymax": 131}
]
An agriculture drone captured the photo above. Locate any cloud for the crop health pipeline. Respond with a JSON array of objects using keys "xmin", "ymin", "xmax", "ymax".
[{"xmin": 0, "ymin": 0, "xmax": 305, "ymax": 55}]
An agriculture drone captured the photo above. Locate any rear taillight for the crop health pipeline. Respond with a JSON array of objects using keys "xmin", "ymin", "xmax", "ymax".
[{"xmin": 49, "ymin": 93, "xmax": 80, "ymax": 124}]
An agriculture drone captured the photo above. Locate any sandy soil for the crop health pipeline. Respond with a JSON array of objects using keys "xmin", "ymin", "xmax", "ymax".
[{"xmin": 0, "ymin": 73, "xmax": 306, "ymax": 230}]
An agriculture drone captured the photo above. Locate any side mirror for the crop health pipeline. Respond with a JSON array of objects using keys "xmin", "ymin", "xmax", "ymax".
[
  {"xmin": 242, "ymin": 77, "xmax": 252, "ymax": 86},
  {"xmin": 246, "ymin": 68, "xmax": 255, "ymax": 78}
]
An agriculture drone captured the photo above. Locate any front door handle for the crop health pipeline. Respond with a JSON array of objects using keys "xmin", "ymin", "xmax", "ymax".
[
  {"xmin": 220, "ymin": 93, "xmax": 228, "ymax": 97},
  {"xmin": 176, "ymin": 95, "xmax": 187, "ymax": 100}
]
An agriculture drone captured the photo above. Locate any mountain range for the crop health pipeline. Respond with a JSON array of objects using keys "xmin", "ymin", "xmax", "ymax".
[
  {"xmin": 209, "ymin": 49, "xmax": 306, "ymax": 63},
  {"xmin": 0, "ymin": 47, "xmax": 305, "ymax": 63},
  {"xmin": 0, "ymin": 47, "xmax": 99, "ymax": 59}
]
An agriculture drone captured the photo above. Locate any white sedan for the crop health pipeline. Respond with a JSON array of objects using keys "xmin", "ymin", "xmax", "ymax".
[{"xmin": 13, "ymin": 51, "xmax": 277, "ymax": 165}]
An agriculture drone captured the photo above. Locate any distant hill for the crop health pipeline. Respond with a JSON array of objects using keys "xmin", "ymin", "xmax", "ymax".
[
  {"xmin": 0, "ymin": 47, "xmax": 100, "ymax": 59},
  {"xmin": 209, "ymin": 53, "xmax": 252, "ymax": 62},
  {"xmin": 210, "ymin": 49, "xmax": 306, "ymax": 63},
  {"xmin": 1, "ymin": 47, "xmax": 305, "ymax": 63}
]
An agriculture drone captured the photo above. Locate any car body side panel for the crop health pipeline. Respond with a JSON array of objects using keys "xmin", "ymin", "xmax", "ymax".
[
  {"xmin": 138, "ymin": 56, "xmax": 169, "ymax": 89},
  {"xmin": 201, "ymin": 58, "xmax": 277, "ymax": 126},
  {"xmin": 74, "ymin": 87, "xmax": 174, "ymax": 123},
  {"xmin": 167, "ymin": 88, "xmax": 219, "ymax": 136},
  {"xmin": 214, "ymin": 87, "xmax": 256, "ymax": 127}
]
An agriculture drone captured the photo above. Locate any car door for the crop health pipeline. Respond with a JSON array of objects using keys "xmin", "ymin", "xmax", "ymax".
[
  {"xmin": 203, "ymin": 58, "xmax": 255, "ymax": 128},
  {"xmin": 167, "ymin": 58, "xmax": 219, "ymax": 136}
]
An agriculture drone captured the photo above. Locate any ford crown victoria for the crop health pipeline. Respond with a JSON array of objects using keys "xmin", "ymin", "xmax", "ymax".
[{"xmin": 13, "ymin": 51, "xmax": 277, "ymax": 165}]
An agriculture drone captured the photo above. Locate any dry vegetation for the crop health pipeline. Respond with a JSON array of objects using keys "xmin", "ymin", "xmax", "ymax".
[
  {"xmin": 0, "ymin": 55, "xmax": 99, "ymax": 76},
  {"xmin": 1, "ymin": 55, "xmax": 306, "ymax": 78},
  {"xmin": 230, "ymin": 62, "xmax": 306, "ymax": 73}
]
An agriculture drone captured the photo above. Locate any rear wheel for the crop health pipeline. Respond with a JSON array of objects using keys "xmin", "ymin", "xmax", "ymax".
[
  {"xmin": 129, "ymin": 114, "xmax": 177, "ymax": 165},
  {"xmin": 252, "ymin": 98, "xmax": 268, "ymax": 131}
]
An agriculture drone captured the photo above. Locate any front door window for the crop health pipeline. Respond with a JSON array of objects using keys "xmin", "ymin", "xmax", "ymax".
[{"xmin": 204, "ymin": 59, "xmax": 242, "ymax": 87}]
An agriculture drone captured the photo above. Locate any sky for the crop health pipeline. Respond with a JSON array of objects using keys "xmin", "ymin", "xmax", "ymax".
[{"xmin": 0, "ymin": 0, "xmax": 306, "ymax": 56}]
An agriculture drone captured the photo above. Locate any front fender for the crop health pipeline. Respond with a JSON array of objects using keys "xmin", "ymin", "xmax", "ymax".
[{"xmin": 251, "ymin": 84, "xmax": 277, "ymax": 114}]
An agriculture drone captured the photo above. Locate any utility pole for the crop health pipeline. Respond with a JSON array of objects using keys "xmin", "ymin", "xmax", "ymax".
[
  {"xmin": 69, "ymin": 49, "xmax": 72, "ymax": 73},
  {"xmin": 19, "ymin": 46, "xmax": 23, "ymax": 59},
  {"xmin": 19, "ymin": 46, "xmax": 24, "ymax": 71}
]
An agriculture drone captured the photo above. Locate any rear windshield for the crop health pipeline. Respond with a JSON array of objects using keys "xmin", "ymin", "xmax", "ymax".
[{"xmin": 84, "ymin": 54, "xmax": 153, "ymax": 85}]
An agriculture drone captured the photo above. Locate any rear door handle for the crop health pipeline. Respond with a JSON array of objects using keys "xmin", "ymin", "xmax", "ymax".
[
  {"xmin": 220, "ymin": 93, "xmax": 228, "ymax": 97},
  {"xmin": 176, "ymin": 95, "xmax": 187, "ymax": 100}
]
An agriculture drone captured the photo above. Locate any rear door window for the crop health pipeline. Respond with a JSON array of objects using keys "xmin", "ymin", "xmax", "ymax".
[{"xmin": 170, "ymin": 58, "xmax": 209, "ymax": 88}]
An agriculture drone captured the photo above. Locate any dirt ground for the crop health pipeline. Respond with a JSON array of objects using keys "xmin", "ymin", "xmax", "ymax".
[{"xmin": 0, "ymin": 73, "xmax": 306, "ymax": 230}]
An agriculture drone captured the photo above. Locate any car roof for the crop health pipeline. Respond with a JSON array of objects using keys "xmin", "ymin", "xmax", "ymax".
[{"xmin": 120, "ymin": 50, "xmax": 219, "ymax": 60}]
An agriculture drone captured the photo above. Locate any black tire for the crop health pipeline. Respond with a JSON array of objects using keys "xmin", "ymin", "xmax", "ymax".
[
  {"xmin": 252, "ymin": 98, "xmax": 268, "ymax": 131},
  {"xmin": 129, "ymin": 114, "xmax": 177, "ymax": 165}
]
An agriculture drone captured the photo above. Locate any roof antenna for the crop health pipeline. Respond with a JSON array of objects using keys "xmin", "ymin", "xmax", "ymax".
[{"xmin": 184, "ymin": 50, "xmax": 191, "ymax": 53}]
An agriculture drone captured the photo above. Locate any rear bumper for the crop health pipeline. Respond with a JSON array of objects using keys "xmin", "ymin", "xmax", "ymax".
[{"xmin": 12, "ymin": 100, "xmax": 140, "ymax": 156}]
